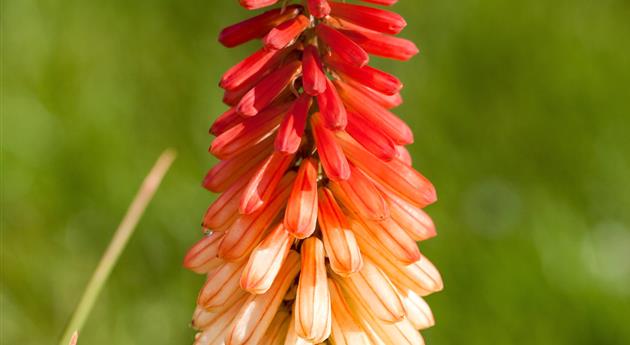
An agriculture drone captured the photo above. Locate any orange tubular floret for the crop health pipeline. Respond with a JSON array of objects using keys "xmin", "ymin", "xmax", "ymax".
[
  {"xmin": 311, "ymin": 113, "xmax": 350, "ymax": 181},
  {"xmin": 317, "ymin": 187, "xmax": 363, "ymax": 276},
  {"xmin": 284, "ymin": 158, "xmax": 319, "ymax": 239}
]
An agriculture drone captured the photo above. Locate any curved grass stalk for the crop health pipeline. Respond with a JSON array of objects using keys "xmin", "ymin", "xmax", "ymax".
[{"xmin": 59, "ymin": 149, "xmax": 177, "ymax": 345}]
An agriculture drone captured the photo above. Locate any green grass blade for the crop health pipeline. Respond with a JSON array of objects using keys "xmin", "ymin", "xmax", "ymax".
[{"xmin": 59, "ymin": 149, "xmax": 177, "ymax": 345}]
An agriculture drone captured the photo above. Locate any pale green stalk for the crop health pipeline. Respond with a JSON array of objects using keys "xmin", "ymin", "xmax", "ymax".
[{"xmin": 59, "ymin": 149, "xmax": 177, "ymax": 345}]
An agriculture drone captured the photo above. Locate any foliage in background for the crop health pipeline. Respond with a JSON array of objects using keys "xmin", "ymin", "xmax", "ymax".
[{"xmin": 2, "ymin": 0, "xmax": 630, "ymax": 344}]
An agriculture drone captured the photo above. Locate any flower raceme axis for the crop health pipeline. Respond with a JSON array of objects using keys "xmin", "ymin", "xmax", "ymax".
[{"xmin": 184, "ymin": 1, "xmax": 443, "ymax": 344}]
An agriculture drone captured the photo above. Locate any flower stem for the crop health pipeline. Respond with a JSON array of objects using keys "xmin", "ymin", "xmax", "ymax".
[{"xmin": 59, "ymin": 149, "xmax": 177, "ymax": 345}]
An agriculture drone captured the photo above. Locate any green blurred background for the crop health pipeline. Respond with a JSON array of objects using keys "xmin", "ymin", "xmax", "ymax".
[{"xmin": 2, "ymin": 0, "xmax": 630, "ymax": 344}]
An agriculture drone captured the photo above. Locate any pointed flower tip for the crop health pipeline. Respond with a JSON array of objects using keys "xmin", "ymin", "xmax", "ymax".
[
  {"xmin": 209, "ymin": 107, "xmax": 241, "ymax": 137},
  {"xmin": 210, "ymin": 102, "xmax": 287, "ymax": 161},
  {"xmin": 302, "ymin": 45, "xmax": 328, "ymax": 96},
  {"xmin": 220, "ymin": 47, "xmax": 288, "ymax": 92},
  {"xmin": 240, "ymin": 223, "xmax": 292, "ymax": 294},
  {"xmin": 284, "ymin": 158, "xmax": 319, "ymax": 239},
  {"xmin": 197, "ymin": 260, "xmax": 246, "ymax": 310},
  {"xmin": 239, "ymin": 151, "xmax": 294, "ymax": 215},
  {"xmin": 274, "ymin": 94, "xmax": 312, "ymax": 154},
  {"xmin": 235, "ymin": 60, "xmax": 301, "ymax": 117},
  {"xmin": 311, "ymin": 113, "xmax": 351, "ymax": 182},
  {"xmin": 424, "ymin": 183, "xmax": 438, "ymax": 205},
  {"xmin": 183, "ymin": 232, "xmax": 224, "ymax": 274},
  {"xmin": 317, "ymin": 187, "xmax": 363, "ymax": 275},
  {"xmin": 317, "ymin": 79, "xmax": 348, "ymax": 130}
]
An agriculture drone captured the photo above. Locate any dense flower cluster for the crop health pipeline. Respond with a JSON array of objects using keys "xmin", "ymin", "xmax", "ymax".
[{"xmin": 184, "ymin": 1, "xmax": 443, "ymax": 344}]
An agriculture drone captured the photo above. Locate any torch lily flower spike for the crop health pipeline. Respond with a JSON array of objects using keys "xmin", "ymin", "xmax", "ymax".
[{"xmin": 185, "ymin": 1, "xmax": 443, "ymax": 344}]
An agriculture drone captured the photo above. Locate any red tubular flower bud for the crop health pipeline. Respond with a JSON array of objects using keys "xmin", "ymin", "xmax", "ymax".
[
  {"xmin": 329, "ymin": 2, "xmax": 406, "ymax": 35},
  {"xmin": 338, "ymin": 26, "xmax": 420, "ymax": 61},
  {"xmin": 274, "ymin": 93, "xmax": 312, "ymax": 154},
  {"xmin": 316, "ymin": 78, "xmax": 347, "ymax": 130},
  {"xmin": 311, "ymin": 112, "xmax": 350, "ymax": 181},
  {"xmin": 240, "ymin": 151, "xmax": 295, "ymax": 215},
  {"xmin": 219, "ymin": 5, "xmax": 301, "ymax": 47},
  {"xmin": 345, "ymin": 110, "xmax": 397, "ymax": 161},
  {"xmin": 202, "ymin": 136, "xmax": 274, "ymax": 193},
  {"xmin": 263, "ymin": 15, "xmax": 310, "ymax": 50},
  {"xmin": 307, "ymin": 0, "xmax": 331, "ymax": 18},
  {"xmin": 236, "ymin": 60, "xmax": 302, "ymax": 117},
  {"xmin": 222, "ymin": 62, "xmax": 284, "ymax": 107},
  {"xmin": 210, "ymin": 102, "xmax": 291, "ymax": 160},
  {"xmin": 343, "ymin": 77, "xmax": 403, "ymax": 109},
  {"xmin": 220, "ymin": 47, "xmax": 289, "ymax": 91},
  {"xmin": 335, "ymin": 78, "xmax": 413, "ymax": 145},
  {"xmin": 223, "ymin": 84, "xmax": 249, "ymax": 107},
  {"xmin": 224, "ymin": 76, "xmax": 298, "ymax": 108},
  {"xmin": 221, "ymin": 49, "xmax": 299, "ymax": 107},
  {"xmin": 325, "ymin": 55, "xmax": 403, "ymax": 95},
  {"xmin": 202, "ymin": 169, "xmax": 254, "ymax": 231},
  {"xmin": 316, "ymin": 23, "xmax": 369, "ymax": 67},
  {"xmin": 337, "ymin": 132, "xmax": 437, "ymax": 208},
  {"xmin": 302, "ymin": 45, "xmax": 328, "ymax": 96}
]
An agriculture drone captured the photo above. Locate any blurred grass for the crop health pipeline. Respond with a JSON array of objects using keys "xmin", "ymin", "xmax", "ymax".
[{"xmin": 2, "ymin": 0, "xmax": 630, "ymax": 344}]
